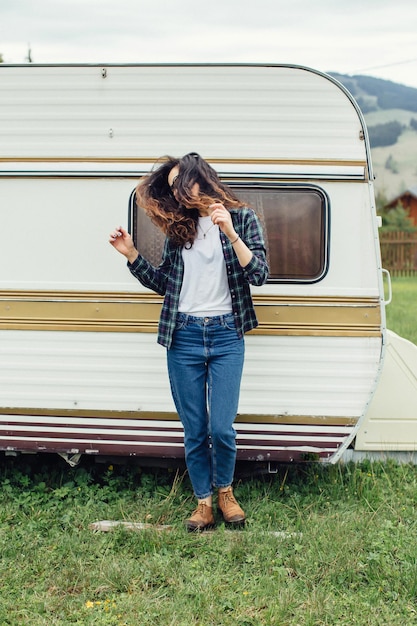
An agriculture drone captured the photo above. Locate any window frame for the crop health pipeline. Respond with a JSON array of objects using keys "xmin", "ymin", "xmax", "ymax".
[
  {"xmin": 230, "ymin": 182, "xmax": 330, "ymax": 284},
  {"xmin": 128, "ymin": 182, "xmax": 330, "ymax": 285}
]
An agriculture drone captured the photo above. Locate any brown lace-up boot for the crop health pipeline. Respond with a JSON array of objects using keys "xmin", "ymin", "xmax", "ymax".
[
  {"xmin": 185, "ymin": 502, "xmax": 215, "ymax": 532},
  {"xmin": 218, "ymin": 487, "xmax": 246, "ymax": 525}
]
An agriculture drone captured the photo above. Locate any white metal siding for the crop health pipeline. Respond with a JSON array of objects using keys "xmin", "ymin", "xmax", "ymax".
[
  {"xmin": 0, "ymin": 64, "xmax": 367, "ymax": 163},
  {"xmin": 0, "ymin": 178, "xmax": 380, "ymax": 298},
  {"xmin": 0, "ymin": 330, "xmax": 381, "ymax": 419},
  {"xmin": 0, "ymin": 177, "xmax": 137, "ymax": 292}
]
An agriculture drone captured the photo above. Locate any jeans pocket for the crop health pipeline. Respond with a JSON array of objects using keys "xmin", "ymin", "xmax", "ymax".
[
  {"xmin": 174, "ymin": 317, "xmax": 187, "ymax": 331},
  {"xmin": 223, "ymin": 315, "xmax": 237, "ymax": 331}
]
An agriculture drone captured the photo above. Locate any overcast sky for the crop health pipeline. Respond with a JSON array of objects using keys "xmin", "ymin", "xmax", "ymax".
[{"xmin": 1, "ymin": 0, "xmax": 417, "ymax": 89}]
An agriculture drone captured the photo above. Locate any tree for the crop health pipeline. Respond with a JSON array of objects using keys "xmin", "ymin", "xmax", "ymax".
[
  {"xmin": 375, "ymin": 189, "xmax": 389, "ymax": 215},
  {"xmin": 356, "ymin": 96, "xmax": 377, "ymax": 114},
  {"xmin": 379, "ymin": 202, "xmax": 417, "ymax": 233},
  {"xmin": 385, "ymin": 154, "xmax": 399, "ymax": 174},
  {"xmin": 376, "ymin": 190, "xmax": 416, "ymax": 232},
  {"xmin": 368, "ymin": 121, "xmax": 404, "ymax": 148},
  {"xmin": 0, "ymin": 53, "xmax": 4, "ymax": 63}
]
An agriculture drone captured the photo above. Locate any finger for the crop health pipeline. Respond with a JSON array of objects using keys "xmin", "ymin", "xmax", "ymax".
[
  {"xmin": 210, "ymin": 207, "xmax": 227, "ymax": 220},
  {"xmin": 208, "ymin": 203, "xmax": 224, "ymax": 214},
  {"xmin": 212, "ymin": 211, "xmax": 231, "ymax": 225},
  {"xmin": 110, "ymin": 227, "xmax": 124, "ymax": 238}
]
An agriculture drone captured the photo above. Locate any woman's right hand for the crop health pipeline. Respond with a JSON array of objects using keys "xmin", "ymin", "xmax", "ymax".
[{"xmin": 109, "ymin": 226, "xmax": 139, "ymax": 263}]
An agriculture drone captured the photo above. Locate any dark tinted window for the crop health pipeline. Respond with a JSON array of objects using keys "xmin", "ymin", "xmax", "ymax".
[
  {"xmin": 236, "ymin": 187, "xmax": 329, "ymax": 282},
  {"xmin": 130, "ymin": 185, "xmax": 329, "ymax": 283}
]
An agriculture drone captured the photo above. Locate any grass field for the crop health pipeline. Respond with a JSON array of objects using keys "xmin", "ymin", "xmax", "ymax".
[
  {"xmin": 385, "ymin": 275, "xmax": 417, "ymax": 345},
  {"xmin": 1, "ymin": 278, "xmax": 416, "ymax": 625},
  {"xmin": 1, "ymin": 457, "xmax": 417, "ymax": 625}
]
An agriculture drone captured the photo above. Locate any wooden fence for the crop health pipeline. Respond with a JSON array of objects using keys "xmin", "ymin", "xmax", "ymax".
[{"xmin": 379, "ymin": 231, "xmax": 417, "ymax": 276}]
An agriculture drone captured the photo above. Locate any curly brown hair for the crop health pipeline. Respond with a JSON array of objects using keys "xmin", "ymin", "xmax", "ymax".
[{"xmin": 135, "ymin": 152, "xmax": 245, "ymax": 247}]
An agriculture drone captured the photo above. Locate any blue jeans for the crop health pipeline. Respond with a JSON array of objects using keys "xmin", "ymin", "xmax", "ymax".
[{"xmin": 167, "ymin": 313, "xmax": 245, "ymax": 499}]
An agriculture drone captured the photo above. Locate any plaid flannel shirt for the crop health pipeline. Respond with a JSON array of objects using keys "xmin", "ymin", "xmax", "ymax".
[{"xmin": 128, "ymin": 207, "xmax": 269, "ymax": 348}]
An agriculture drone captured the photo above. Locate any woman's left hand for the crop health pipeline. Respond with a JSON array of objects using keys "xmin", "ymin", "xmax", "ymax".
[
  {"xmin": 209, "ymin": 203, "xmax": 238, "ymax": 242},
  {"xmin": 209, "ymin": 202, "xmax": 253, "ymax": 267}
]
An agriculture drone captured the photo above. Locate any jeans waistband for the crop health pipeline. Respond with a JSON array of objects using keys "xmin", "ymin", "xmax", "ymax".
[{"xmin": 176, "ymin": 312, "xmax": 234, "ymax": 325}]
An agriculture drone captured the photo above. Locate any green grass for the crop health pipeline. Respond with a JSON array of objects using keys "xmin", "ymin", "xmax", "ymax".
[
  {"xmin": 385, "ymin": 276, "xmax": 417, "ymax": 345},
  {"xmin": 1, "ymin": 457, "xmax": 417, "ymax": 625}
]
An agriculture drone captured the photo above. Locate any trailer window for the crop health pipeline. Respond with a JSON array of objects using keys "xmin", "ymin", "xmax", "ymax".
[
  {"xmin": 130, "ymin": 185, "xmax": 329, "ymax": 283},
  {"xmin": 235, "ymin": 187, "xmax": 329, "ymax": 282}
]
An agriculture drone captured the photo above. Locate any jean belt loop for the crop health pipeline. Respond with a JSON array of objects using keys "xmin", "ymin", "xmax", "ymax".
[{"xmin": 177, "ymin": 312, "xmax": 188, "ymax": 326}]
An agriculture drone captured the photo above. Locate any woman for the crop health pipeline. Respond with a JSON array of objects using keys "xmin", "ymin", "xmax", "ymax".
[{"xmin": 109, "ymin": 152, "xmax": 268, "ymax": 531}]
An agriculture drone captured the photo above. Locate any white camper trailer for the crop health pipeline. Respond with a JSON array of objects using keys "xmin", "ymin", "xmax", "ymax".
[{"xmin": 1, "ymin": 63, "xmax": 416, "ymax": 466}]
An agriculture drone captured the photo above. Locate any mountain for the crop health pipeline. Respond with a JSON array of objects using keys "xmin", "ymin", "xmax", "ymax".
[
  {"xmin": 329, "ymin": 73, "xmax": 417, "ymax": 113},
  {"xmin": 329, "ymin": 73, "xmax": 417, "ymax": 200}
]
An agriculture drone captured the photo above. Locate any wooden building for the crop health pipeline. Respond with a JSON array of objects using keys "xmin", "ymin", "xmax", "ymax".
[{"xmin": 386, "ymin": 185, "xmax": 417, "ymax": 226}]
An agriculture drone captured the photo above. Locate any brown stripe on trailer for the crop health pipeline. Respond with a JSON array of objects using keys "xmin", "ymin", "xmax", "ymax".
[
  {"xmin": 0, "ymin": 411, "xmax": 354, "ymax": 462},
  {"xmin": 0, "ymin": 407, "xmax": 358, "ymax": 426}
]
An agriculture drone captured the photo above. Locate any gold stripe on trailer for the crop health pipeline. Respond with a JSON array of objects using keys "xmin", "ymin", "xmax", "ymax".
[
  {"xmin": 0, "ymin": 291, "xmax": 381, "ymax": 336},
  {"xmin": 0, "ymin": 407, "xmax": 358, "ymax": 427},
  {"xmin": 0, "ymin": 157, "xmax": 367, "ymax": 182},
  {"xmin": 0, "ymin": 156, "xmax": 367, "ymax": 166}
]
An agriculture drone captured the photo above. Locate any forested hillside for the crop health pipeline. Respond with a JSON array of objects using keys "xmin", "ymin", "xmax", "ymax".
[
  {"xmin": 330, "ymin": 73, "xmax": 417, "ymax": 114},
  {"xmin": 330, "ymin": 73, "xmax": 417, "ymax": 198}
]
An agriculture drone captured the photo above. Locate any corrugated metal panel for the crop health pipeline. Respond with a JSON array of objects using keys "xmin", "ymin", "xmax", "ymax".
[
  {"xmin": 0, "ymin": 331, "xmax": 381, "ymax": 417},
  {"xmin": 0, "ymin": 330, "xmax": 382, "ymax": 461},
  {"xmin": 0, "ymin": 64, "xmax": 367, "ymax": 164},
  {"xmin": 1, "ymin": 331, "xmax": 171, "ymax": 412},
  {"xmin": 241, "ymin": 335, "xmax": 381, "ymax": 417}
]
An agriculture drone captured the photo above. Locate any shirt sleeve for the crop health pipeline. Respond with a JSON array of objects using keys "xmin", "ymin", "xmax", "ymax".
[
  {"xmin": 127, "ymin": 238, "xmax": 173, "ymax": 296},
  {"xmin": 240, "ymin": 209, "xmax": 269, "ymax": 286}
]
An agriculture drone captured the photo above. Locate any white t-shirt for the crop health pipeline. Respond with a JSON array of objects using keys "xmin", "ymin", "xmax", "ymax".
[{"xmin": 178, "ymin": 216, "xmax": 233, "ymax": 316}]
